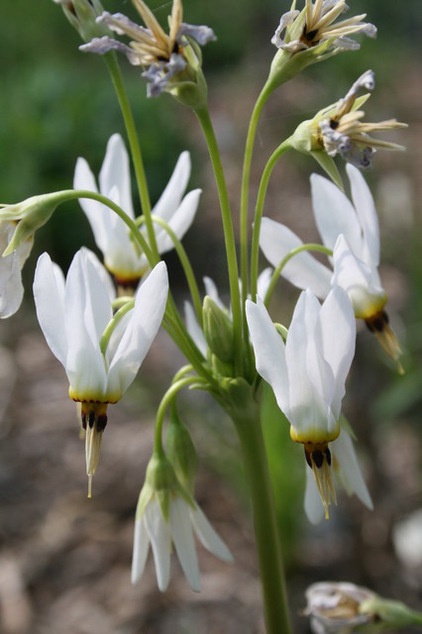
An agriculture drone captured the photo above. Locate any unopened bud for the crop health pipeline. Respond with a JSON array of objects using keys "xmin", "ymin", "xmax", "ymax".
[
  {"xmin": 202, "ymin": 296, "xmax": 234, "ymax": 364},
  {"xmin": 166, "ymin": 411, "xmax": 197, "ymax": 494}
]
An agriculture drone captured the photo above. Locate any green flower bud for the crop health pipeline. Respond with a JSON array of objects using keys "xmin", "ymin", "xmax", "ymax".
[
  {"xmin": 202, "ymin": 296, "xmax": 234, "ymax": 365},
  {"xmin": 54, "ymin": 0, "xmax": 110, "ymax": 42},
  {"xmin": 166, "ymin": 412, "xmax": 197, "ymax": 494},
  {"xmin": 0, "ymin": 191, "xmax": 70, "ymax": 256}
]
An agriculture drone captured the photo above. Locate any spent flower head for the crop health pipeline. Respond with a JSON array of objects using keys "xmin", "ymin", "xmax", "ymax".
[
  {"xmin": 81, "ymin": 0, "xmax": 216, "ymax": 103},
  {"xmin": 290, "ymin": 70, "xmax": 407, "ymax": 169}
]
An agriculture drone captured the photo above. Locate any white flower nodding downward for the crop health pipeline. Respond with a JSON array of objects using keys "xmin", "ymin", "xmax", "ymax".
[
  {"xmin": 259, "ymin": 164, "xmax": 403, "ymax": 370},
  {"xmin": 74, "ymin": 133, "xmax": 201, "ymax": 289},
  {"xmin": 33, "ymin": 249, "xmax": 169, "ymax": 496},
  {"xmin": 131, "ymin": 455, "xmax": 233, "ymax": 592},
  {"xmin": 246, "ymin": 287, "xmax": 356, "ymax": 518}
]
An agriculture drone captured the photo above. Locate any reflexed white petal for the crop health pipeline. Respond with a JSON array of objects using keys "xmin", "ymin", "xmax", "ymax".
[
  {"xmin": 346, "ymin": 163, "xmax": 380, "ymax": 266},
  {"xmin": 74, "ymin": 157, "xmax": 111, "ymax": 252},
  {"xmin": 99, "ymin": 133, "xmax": 134, "ymax": 218},
  {"xmin": 170, "ymin": 498, "xmax": 201, "ymax": 592},
  {"xmin": 184, "ymin": 301, "xmax": 207, "ymax": 357},
  {"xmin": 107, "ymin": 261, "xmax": 168, "ymax": 396},
  {"xmin": 144, "ymin": 499, "xmax": 171, "ymax": 592},
  {"xmin": 131, "ymin": 517, "xmax": 150, "ymax": 584},
  {"xmin": 203, "ymin": 277, "xmax": 225, "ymax": 310},
  {"xmin": 332, "ymin": 431, "xmax": 373, "ymax": 510},
  {"xmin": 311, "ymin": 173, "xmax": 362, "ymax": 255},
  {"xmin": 190, "ymin": 505, "xmax": 233, "ymax": 562},
  {"xmin": 152, "ymin": 152, "xmax": 192, "ymax": 221},
  {"xmin": 304, "ymin": 466, "xmax": 325, "ymax": 524},
  {"xmin": 260, "ymin": 218, "xmax": 332, "ymax": 298},
  {"xmin": 319, "ymin": 286, "xmax": 356, "ymax": 420},
  {"xmin": 0, "ymin": 222, "xmax": 32, "ymax": 319},
  {"xmin": 155, "ymin": 188, "xmax": 201, "ymax": 254},
  {"xmin": 64, "ymin": 250, "xmax": 109, "ymax": 397},
  {"xmin": 245, "ymin": 299, "xmax": 289, "ymax": 415},
  {"xmin": 81, "ymin": 247, "xmax": 116, "ymax": 302},
  {"xmin": 257, "ymin": 267, "xmax": 272, "ymax": 300},
  {"xmin": 33, "ymin": 252, "xmax": 68, "ymax": 365},
  {"xmin": 286, "ymin": 291, "xmax": 333, "ymax": 436},
  {"xmin": 332, "ymin": 235, "xmax": 385, "ymax": 318}
]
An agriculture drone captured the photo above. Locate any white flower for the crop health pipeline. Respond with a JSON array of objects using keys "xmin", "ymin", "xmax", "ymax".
[
  {"xmin": 305, "ymin": 581, "xmax": 376, "ymax": 633},
  {"xmin": 0, "ymin": 222, "xmax": 32, "ymax": 318},
  {"xmin": 259, "ymin": 165, "xmax": 402, "ymax": 367},
  {"xmin": 132, "ymin": 456, "xmax": 233, "ymax": 592},
  {"xmin": 74, "ymin": 133, "xmax": 201, "ymax": 286},
  {"xmin": 246, "ymin": 287, "xmax": 356, "ymax": 517},
  {"xmin": 33, "ymin": 248, "xmax": 168, "ymax": 495}
]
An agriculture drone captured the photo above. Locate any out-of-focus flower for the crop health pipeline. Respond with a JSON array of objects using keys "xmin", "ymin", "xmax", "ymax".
[
  {"xmin": 259, "ymin": 164, "xmax": 403, "ymax": 370},
  {"xmin": 52, "ymin": 0, "xmax": 110, "ymax": 42},
  {"xmin": 305, "ymin": 581, "xmax": 375, "ymax": 633},
  {"xmin": 289, "ymin": 70, "xmax": 407, "ymax": 169},
  {"xmin": 74, "ymin": 133, "xmax": 201, "ymax": 289},
  {"xmin": 0, "ymin": 222, "xmax": 32, "ymax": 318},
  {"xmin": 33, "ymin": 249, "xmax": 168, "ymax": 496},
  {"xmin": 81, "ymin": 0, "xmax": 216, "ymax": 101},
  {"xmin": 131, "ymin": 454, "xmax": 233, "ymax": 591},
  {"xmin": 272, "ymin": 0, "xmax": 376, "ymax": 54},
  {"xmin": 246, "ymin": 287, "xmax": 356, "ymax": 518}
]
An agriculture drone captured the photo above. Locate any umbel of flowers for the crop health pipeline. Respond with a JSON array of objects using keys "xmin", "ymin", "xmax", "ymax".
[{"xmin": 1, "ymin": 1, "xmax": 417, "ymax": 632}]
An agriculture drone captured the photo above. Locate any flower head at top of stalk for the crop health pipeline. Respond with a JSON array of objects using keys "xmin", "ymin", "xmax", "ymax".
[
  {"xmin": 289, "ymin": 70, "xmax": 407, "ymax": 169},
  {"xmin": 267, "ymin": 1, "xmax": 376, "ymax": 90},
  {"xmin": 33, "ymin": 248, "xmax": 169, "ymax": 497},
  {"xmin": 246, "ymin": 286, "xmax": 357, "ymax": 518},
  {"xmin": 81, "ymin": 0, "xmax": 216, "ymax": 104},
  {"xmin": 272, "ymin": 0, "xmax": 376, "ymax": 54}
]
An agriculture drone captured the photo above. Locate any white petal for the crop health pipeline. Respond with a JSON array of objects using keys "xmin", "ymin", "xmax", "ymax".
[
  {"xmin": 64, "ymin": 250, "xmax": 110, "ymax": 397},
  {"xmin": 184, "ymin": 301, "xmax": 207, "ymax": 357},
  {"xmin": 257, "ymin": 267, "xmax": 272, "ymax": 300},
  {"xmin": 152, "ymin": 152, "xmax": 191, "ymax": 221},
  {"xmin": 155, "ymin": 189, "xmax": 201, "ymax": 254},
  {"xmin": 0, "ymin": 222, "xmax": 27, "ymax": 318},
  {"xmin": 304, "ymin": 466, "xmax": 325, "ymax": 524},
  {"xmin": 203, "ymin": 277, "xmax": 225, "ymax": 310},
  {"xmin": 81, "ymin": 247, "xmax": 116, "ymax": 302},
  {"xmin": 286, "ymin": 291, "xmax": 334, "ymax": 437},
  {"xmin": 332, "ymin": 235, "xmax": 386, "ymax": 319},
  {"xmin": 260, "ymin": 218, "xmax": 332, "ymax": 298},
  {"xmin": 246, "ymin": 299, "xmax": 289, "ymax": 415},
  {"xmin": 107, "ymin": 261, "xmax": 168, "ymax": 397},
  {"xmin": 33, "ymin": 252, "xmax": 68, "ymax": 365},
  {"xmin": 131, "ymin": 517, "xmax": 150, "ymax": 584},
  {"xmin": 190, "ymin": 505, "xmax": 233, "ymax": 562},
  {"xmin": 319, "ymin": 286, "xmax": 356, "ymax": 420},
  {"xmin": 170, "ymin": 498, "xmax": 201, "ymax": 592},
  {"xmin": 332, "ymin": 430, "xmax": 373, "ymax": 510},
  {"xmin": 346, "ymin": 163, "xmax": 380, "ymax": 267},
  {"xmin": 311, "ymin": 173, "xmax": 362, "ymax": 256},
  {"xmin": 99, "ymin": 133, "xmax": 134, "ymax": 218},
  {"xmin": 144, "ymin": 499, "xmax": 171, "ymax": 592}
]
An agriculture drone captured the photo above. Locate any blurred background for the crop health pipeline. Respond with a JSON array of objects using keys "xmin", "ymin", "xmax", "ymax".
[{"xmin": 0, "ymin": 0, "xmax": 421, "ymax": 632}]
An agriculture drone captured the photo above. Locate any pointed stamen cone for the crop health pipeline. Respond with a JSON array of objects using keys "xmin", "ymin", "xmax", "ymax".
[
  {"xmin": 365, "ymin": 310, "xmax": 404, "ymax": 375},
  {"xmin": 80, "ymin": 403, "xmax": 108, "ymax": 498},
  {"xmin": 305, "ymin": 444, "xmax": 337, "ymax": 519}
]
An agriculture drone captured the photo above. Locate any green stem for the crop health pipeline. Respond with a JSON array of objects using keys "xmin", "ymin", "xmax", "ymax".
[
  {"xmin": 250, "ymin": 141, "xmax": 291, "ymax": 301},
  {"xmin": 100, "ymin": 299, "xmax": 134, "ymax": 355},
  {"xmin": 104, "ymin": 53, "xmax": 159, "ymax": 262},
  {"xmin": 194, "ymin": 105, "xmax": 243, "ymax": 375},
  {"xmin": 239, "ymin": 80, "xmax": 273, "ymax": 306},
  {"xmin": 229, "ymin": 389, "xmax": 292, "ymax": 634}
]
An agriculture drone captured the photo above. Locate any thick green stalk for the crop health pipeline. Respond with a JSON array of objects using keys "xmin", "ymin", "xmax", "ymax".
[
  {"xmin": 229, "ymin": 385, "xmax": 292, "ymax": 634},
  {"xmin": 194, "ymin": 106, "xmax": 243, "ymax": 375}
]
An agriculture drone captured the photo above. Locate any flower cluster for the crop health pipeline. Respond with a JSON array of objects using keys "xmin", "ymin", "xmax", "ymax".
[{"xmin": 0, "ymin": 0, "xmax": 413, "ymax": 621}]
